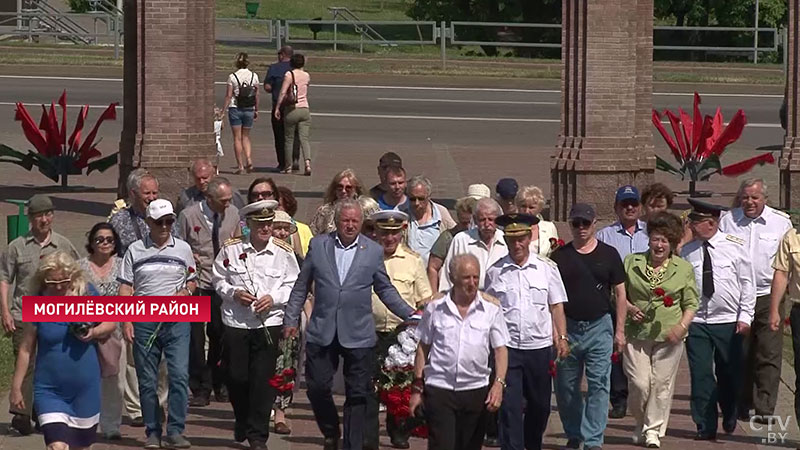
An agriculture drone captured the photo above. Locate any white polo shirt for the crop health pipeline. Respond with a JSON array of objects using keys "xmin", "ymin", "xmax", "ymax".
[
  {"xmin": 484, "ymin": 254, "xmax": 568, "ymax": 350},
  {"xmin": 416, "ymin": 292, "xmax": 509, "ymax": 391},
  {"xmin": 719, "ymin": 206, "xmax": 792, "ymax": 297}
]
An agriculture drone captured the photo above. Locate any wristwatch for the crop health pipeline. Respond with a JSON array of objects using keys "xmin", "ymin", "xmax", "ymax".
[
  {"xmin": 558, "ymin": 335, "xmax": 569, "ymax": 342},
  {"xmin": 495, "ymin": 378, "xmax": 507, "ymax": 389}
]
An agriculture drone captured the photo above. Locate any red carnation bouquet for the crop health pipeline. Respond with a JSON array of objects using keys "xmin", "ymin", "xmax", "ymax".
[
  {"xmin": 268, "ymin": 337, "xmax": 299, "ymax": 403},
  {"xmin": 376, "ymin": 319, "xmax": 427, "ymax": 438}
]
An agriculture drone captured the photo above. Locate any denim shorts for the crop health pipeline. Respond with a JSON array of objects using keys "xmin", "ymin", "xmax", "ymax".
[{"xmin": 228, "ymin": 107, "xmax": 255, "ymax": 128}]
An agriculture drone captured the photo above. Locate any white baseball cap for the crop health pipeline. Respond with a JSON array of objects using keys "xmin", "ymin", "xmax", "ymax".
[{"xmin": 147, "ymin": 199, "xmax": 175, "ymax": 220}]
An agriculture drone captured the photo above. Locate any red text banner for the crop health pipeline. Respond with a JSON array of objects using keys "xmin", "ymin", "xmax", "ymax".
[{"xmin": 22, "ymin": 296, "xmax": 211, "ymax": 322}]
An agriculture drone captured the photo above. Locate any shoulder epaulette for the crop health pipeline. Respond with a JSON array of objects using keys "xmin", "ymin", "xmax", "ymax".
[
  {"xmin": 107, "ymin": 199, "xmax": 128, "ymax": 221},
  {"xmin": 725, "ymin": 234, "xmax": 746, "ymax": 245},
  {"xmin": 223, "ymin": 237, "xmax": 242, "ymax": 247},
  {"xmin": 272, "ymin": 238, "xmax": 294, "ymax": 253},
  {"xmin": 534, "ymin": 253, "xmax": 558, "ymax": 268},
  {"xmin": 774, "ymin": 209, "xmax": 791, "ymax": 219},
  {"xmin": 479, "ymin": 291, "xmax": 501, "ymax": 306}
]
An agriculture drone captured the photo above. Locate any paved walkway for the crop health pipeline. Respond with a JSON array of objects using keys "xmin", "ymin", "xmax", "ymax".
[{"xmin": 0, "ymin": 352, "xmax": 797, "ymax": 450}]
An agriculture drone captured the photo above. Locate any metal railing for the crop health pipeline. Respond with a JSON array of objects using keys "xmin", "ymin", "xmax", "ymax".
[{"xmin": 0, "ymin": 11, "xmax": 122, "ymax": 57}]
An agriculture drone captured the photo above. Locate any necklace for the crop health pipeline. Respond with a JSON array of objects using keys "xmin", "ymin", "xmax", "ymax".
[{"xmin": 645, "ymin": 258, "xmax": 669, "ymax": 290}]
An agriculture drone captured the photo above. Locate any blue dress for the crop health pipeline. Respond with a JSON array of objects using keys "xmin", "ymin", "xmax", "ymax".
[{"xmin": 33, "ymin": 321, "xmax": 100, "ymax": 447}]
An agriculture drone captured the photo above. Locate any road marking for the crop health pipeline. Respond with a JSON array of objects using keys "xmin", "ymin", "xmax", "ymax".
[
  {"xmin": 0, "ymin": 75, "xmax": 785, "ymax": 98},
  {"xmin": 376, "ymin": 97, "xmax": 557, "ymax": 105},
  {"xmin": 0, "ymin": 102, "xmax": 783, "ymax": 127}
]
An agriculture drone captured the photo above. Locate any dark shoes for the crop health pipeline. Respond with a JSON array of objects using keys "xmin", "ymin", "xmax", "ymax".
[
  {"xmin": 695, "ymin": 431, "xmax": 717, "ymax": 441},
  {"xmin": 233, "ymin": 428, "xmax": 246, "ymax": 443},
  {"xmin": 723, "ymin": 416, "xmax": 737, "ymax": 433},
  {"xmin": 249, "ymin": 442, "xmax": 268, "ymax": 450},
  {"xmin": 130, "ymin": 416, "xmax": 145, "ymax": 427},
  {"xmin": 609, "ymin": 404, "xmax": 627, "ymax": 419},
  {"xmin": 390, "ymin": 437, "xmax": 410, "ymax": 449},
  {"xmin": 566, "ymin": 438, "xmax": 582, "ymax": 449},
  {"xmin": 483, "ymin": 436, "xmax": 501, "ymax": 447},
  {"xmin": 10, "ymin": 414, "xmax": 33, "ymax": 436},
  {"xmin": 189, "ymin": 394, "xmax": 210, "ymax": 407},
  {"xmin": 323, "ymin": 436, "xmax": 339, "ymax": 450},
  {"xmin": 162, "ymin": 434, "xmax": 192, "ymax": 449},
  {"xmin": 214, "ymin": 386, "xmax": 229, "ymax": 403}
]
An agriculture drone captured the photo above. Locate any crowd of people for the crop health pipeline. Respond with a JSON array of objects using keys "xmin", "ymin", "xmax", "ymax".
[{"xmin": 0, "ymin": 146, "xmax": 796, "ymax": 450}]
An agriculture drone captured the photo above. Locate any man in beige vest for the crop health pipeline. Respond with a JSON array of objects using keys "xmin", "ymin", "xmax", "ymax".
[{"xmin": 176, "ymin": 176, "xmax": 241, "ymax": 406}]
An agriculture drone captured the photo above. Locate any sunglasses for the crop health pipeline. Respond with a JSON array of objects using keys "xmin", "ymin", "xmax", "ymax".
[
  {"xmin": 252, "ymin": 190, "xmax": 274, "ymax": 199},
  {"xmin": 155, "ymin": 218, "xmax": 175, "ymax": 227},
  {"xmin": 570, "ymin": 219, "xmax": 593, "ymax": 228},
  {"xmin": 93, "ymin": 236, "xmax": 115, "ymax": 245},
  {"xmin": 337, "ymin": 184, "xmax": 355, "ymax": 192},
  {"xmin": 620, "ymin": 200, "xmax": 640, "ymax": 208},
  {"xmin": 44, "ymin": 278, "xmax": 71, "ymax": 286}
]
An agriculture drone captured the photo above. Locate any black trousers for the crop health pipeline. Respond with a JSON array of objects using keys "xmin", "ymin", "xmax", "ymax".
[
  {"xmin": 306, "ymin": 337, "xmax": 374, "ymax": 450},
  {"xmin": 686, "ymin": 322, "xmax": 743, "ymax": 435},
  {"xmin": 189, "ymin": 289, "xmax": 224, "ymax": 397},
  {"xmin": 222, "ymin": 325, "xmax": 281, "ymax": 446},
  {"xmin": 271, "ymin": 104, "xmax": 300, "ymax": 168},
  {"xmin": 500, "ymin": 347, "xmax": 552, "ymax": 450},
  {"xmin": 739, "ymin": 295, "xmax": 784, "ymax": 416},
  {"xmin": 610, "ymin": 317, "xmax": 628, "ymax": 410},
  {"xmin": 789, "ymin": 304, "xmax": 800, "ymax": 427},
  {"xmin": 365, "ymin": 332, "xmax": 409, "ymax": 449},
  {"xmin": 425, "ymin": 385, "xmax": 489, "ymax": 450}
]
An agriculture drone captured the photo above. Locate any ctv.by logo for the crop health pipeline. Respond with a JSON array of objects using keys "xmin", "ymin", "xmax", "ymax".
[{"xmin": 749, "ymin": 415, "xmax": 792, "ymax": 444}]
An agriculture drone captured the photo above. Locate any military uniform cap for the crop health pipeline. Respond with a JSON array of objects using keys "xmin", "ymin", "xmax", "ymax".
[
  {"xmin": 240, "ymin": 200, "xmax": 279, "ymax": 222},
  {"xmin": 370, "ymin": 210, "xmax": 409, "ymax": 231},
  {"xmin": 687, "ymin": 198, "xmax": 727, "ymax": 220},
  {"xmin": 496, "ymin": 213, "xmax": 539, "ymax": 236}
]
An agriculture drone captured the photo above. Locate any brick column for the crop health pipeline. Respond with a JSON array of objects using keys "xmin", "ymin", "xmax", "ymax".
[
  {"xmin": 550, "ymin": 0, "xmax": 655, "ymax": 220},
  {"xmin": 118, "ymin": 0, "xmax": 216, "ymax": 200},
  {"xmin": 780, "ymin": 0, "xmax": 800, "ymax": 210}
]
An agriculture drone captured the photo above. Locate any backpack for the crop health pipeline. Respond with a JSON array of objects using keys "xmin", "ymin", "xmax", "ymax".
[{"xmin": 232, "ymin": 71, "xmax": 256, "ymax": 108}]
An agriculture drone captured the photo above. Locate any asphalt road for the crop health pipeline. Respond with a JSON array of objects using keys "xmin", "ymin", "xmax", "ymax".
[{"xmin": 0, "ymin": 74, "xmax": 786, "ymax": 154}]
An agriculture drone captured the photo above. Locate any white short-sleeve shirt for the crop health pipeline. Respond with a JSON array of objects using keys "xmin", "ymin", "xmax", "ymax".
[
  {"xmin": 227, "ymin": 68, "xmax": 259, "ymax": 109},
  {"xmin": 416, "ymin": 292, "xmax": 509, "ymax": 391}
]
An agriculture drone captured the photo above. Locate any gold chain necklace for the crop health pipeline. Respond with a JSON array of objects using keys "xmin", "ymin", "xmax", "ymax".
[{"xmin": 645, "ymin": 258, "xmax": 669, "ymax": 290}]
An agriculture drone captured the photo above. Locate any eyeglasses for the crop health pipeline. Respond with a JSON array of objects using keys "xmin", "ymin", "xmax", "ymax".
[
  {"xmin": 155, "ymin": 218, "xmax": 175, "ymax": 227},
  {"xmin": 252, "ymin": 190, "xmax": 274, "ymax": 199},
  {"xmin": 44, "ymin": 278, "xmax": 71, "ymax": 286},
  {"xmin": 408, "ymin": 196, "xmax": 428, "ymax": 203},
  {"xmin": 93, "ymin": 236, "xmax": 115, "ymax": 245},
  {"xmin": 336, "ymin": 184, "xmax": 355, "ymax": 192},
  {"xmin": 570, "ymin": 219, "xmax": 592, "ymax": 228},
  {"xmin": 620, "ymin": 200, "xmax": 640, "ymax": 208}
]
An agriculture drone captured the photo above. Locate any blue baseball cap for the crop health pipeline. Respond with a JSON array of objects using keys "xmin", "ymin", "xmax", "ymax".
[
  {"xmin": 495, "ymin": 178, "xmax": 519, "ymax": 200},
  {"xmin": 615, "ymin": 185, "xmax": 640, "ymax": 203}
]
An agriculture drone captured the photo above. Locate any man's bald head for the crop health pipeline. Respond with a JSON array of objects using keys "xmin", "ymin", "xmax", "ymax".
[{"xmin": 190, "ymin": 159, "xmax": 214, "ymax": 193}]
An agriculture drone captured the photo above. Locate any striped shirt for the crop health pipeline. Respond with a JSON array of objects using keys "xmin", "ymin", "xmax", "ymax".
[{"xmin": 118, "ymin": 235, "xmax": 197, "ymax": 296}]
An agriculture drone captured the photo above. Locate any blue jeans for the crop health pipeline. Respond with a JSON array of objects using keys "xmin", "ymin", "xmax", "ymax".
[
  {"xmin": 555, "ymin": 314, "xmax": 613, "ymax": 448},
  {"xmin": 132, "ymin": 322, "xmax": 190, "ymax": 438}
]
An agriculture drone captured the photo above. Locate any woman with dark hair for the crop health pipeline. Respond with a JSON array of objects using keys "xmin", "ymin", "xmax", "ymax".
[
  {"xmin": 622, "ymin": 212, "xmax": 699, "ymax": 448},
  {"xmin": 309, "ymin": 169, "xmax": 364, "ymax": 235},
  {"xmin": 277, "ymin": 186, "xmax": 313, "ymax": 256},
  {"xmin": 247, "ymin": 177, "xmax": 280, "ymax": 203},
  {"xmin": 78, "ymin": 222, "xmax": 124, "ymax": 440},
  {"xmin": 275, "ymin": 53, "xmax": 312, "ymax": 175},
  {"xmin": 223, "ymin": 52, "xmax": 260, "ymax": 174}
]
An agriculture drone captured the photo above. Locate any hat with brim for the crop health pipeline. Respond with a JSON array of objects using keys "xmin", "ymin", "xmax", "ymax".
[
  {"xmin": 568, "ymin": 203, "xmax": 596, "ymax": 222},
  {"xmin": 27, "ymin": 194, "xmax": 54, "ymax": 215},
  {"xmin": 273, "ymin": 210, "xmax": 297, "ymax": 233},
  {"xmin": 241, "ymin": 200, "xmax": 278, "ymax": 222},
  {"xmin": 467, "ymin": 184, "xmax": 491, "ymax": 200},
  {"xmin": 687, "ymin": 198, "xmax": 726, "ymax": 221},
  {"xmin": 496, "ymin": 213, "xmax": 539, "ymax": 237},
  {"xmin": 370, "ymin": 210, "xmax": 409, "ymax": 231}
]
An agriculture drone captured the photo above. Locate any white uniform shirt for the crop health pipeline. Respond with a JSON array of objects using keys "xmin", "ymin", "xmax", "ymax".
[
  {"xmin": 680, "ymin": 231, "xmax": 756, "ymax": 325},
  {"xmin": 416, "ymin": 292, "xmax": 509, "ymax": 391},
  {"xmin": 484, "ymin": 254, "xmax": 568, "ymax": 350},
  {"xmin": 212, "ymin": 236, "xmax": 300, "ymax": 329},
  {"xmin": 719, "ymin": 205, "xmax": 792, "ymax": 296},
  {"xmin": 439, "ymin": 228, "xmax": 508, "ymax": 292}
]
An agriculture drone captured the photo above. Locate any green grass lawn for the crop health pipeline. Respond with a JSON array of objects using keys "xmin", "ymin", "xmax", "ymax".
[
  {"xmin": 216, "ymin": 0, "xmax": 412, "ymax": 20},
  {"xmin": 0, "ymin": 335, "xmax": 14, "ymax": 394}
]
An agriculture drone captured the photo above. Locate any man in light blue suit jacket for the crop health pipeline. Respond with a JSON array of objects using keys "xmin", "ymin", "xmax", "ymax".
[{"xmin": 284, "ymin": 199, "xmax": 415, "ymax": 450}]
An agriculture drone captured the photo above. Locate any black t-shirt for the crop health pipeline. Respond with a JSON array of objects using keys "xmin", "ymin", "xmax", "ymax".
[{"xmin": 550, "ymin": 240, "xmax": 625, "ymax": 322}]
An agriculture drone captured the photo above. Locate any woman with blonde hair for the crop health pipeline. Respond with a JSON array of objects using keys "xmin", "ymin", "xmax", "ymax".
[
  {"xmin": 514, "ymin": 185, "xmax": 559, "ymax": 256},
  {"xmin": 309, "ymin": 169, "xmax": 364, "ymax": 235},
  {"xmin": 222, "ymin": 52, "xmax": 260, "ymax": 174},
  {"xmin": 10, "ymin": 251, "xmax": 117, "ymax": 450}
]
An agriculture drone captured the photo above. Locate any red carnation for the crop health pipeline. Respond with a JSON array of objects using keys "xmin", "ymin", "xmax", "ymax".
[
  {"xmin": 281, "ymin": 382, "xmax": 295, "ymax": 392},
  {"xmin": 268, "ymin": 376, "xmax": 283, "ymax": 389},
  {"xmin": 653, "ymin": 287, "xmax": 666, "ymax": 297},
  {"xmin": 282, "ymin": 368, "xmax": 296, "ymax": 378},
  {"xmin": 557, "ymin": 239, "xmax": 565, "ymax": 247},
  {"xmin": 785, "ymin": 317, "xmax": 792, "ymax": 327},
  {"xmin": 412, "ymin": 425, "xmax": 428, "ymax": 438},
  {"xmin": 549, "ymin": 237, "xmax": 557, "ymax": 245},
  {"xmin": 223, "ymin": 258, "xmax": 230, "ymax": 267},
  {"xmin": 611, "ymin": 352, "xmax": 621, "ymax": 363},
  {"xmin": 663, "ymin": 296, "xmax": 674, "ymax": 307},
  {"xmin": 193, "ymin": 226, "xmax": 201, "ymax": 233},
  {"xmin": 239, "ymin": 252, "xmax": 247, "ymax": 260},
  {"xmin": 548, "ymin": 360, "xmax": 557, "ymax": 377},
  {"xmin": 187, "ymin": 267, "xmax": 196, "ymax": 274}
]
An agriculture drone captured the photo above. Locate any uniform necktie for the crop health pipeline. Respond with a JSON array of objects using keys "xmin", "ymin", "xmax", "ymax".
[
  {"xmin": 702, "ymin": 241, "xmax": 714, "ymax": 298},
  {"xmin": 212, "ymin": 213, "xmax": 220, "ymax": 256}
]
